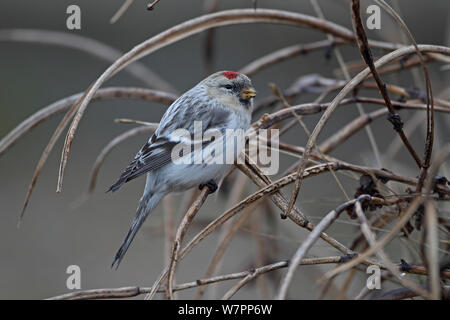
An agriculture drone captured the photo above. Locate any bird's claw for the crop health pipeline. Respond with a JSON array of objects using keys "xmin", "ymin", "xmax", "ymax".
[{"xmin": 199, "ymin": 180, "xmax": 218, "ymax": 193}]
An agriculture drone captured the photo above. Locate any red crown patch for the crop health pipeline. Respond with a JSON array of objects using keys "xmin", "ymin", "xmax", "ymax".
[{"xmin": 223, "ymin": 71, "xmax": 239, "ymax": 79}]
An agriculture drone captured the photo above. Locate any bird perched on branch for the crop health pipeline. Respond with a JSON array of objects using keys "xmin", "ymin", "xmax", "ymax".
[{"xmin": 108, "ymin": 71, "xmax": 256, "ymax": 268}]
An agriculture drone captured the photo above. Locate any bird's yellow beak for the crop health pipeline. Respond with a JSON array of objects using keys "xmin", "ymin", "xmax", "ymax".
[{"xmin": 241, "ymin": 87, "xmax": 256, "ymax": 99}]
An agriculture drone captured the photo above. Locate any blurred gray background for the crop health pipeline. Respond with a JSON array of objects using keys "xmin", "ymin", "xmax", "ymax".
[{"xmin": 0, "ymin": 0, "xmax": 449, "ymax": 299}]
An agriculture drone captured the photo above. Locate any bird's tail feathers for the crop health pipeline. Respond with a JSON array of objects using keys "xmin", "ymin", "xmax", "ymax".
[{"xmin": 111, "ymin": 191, "xmax": 164, "ymax": 269}]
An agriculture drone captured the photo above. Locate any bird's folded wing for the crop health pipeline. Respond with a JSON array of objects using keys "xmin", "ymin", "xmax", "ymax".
[
  {"xmin": 156, "ymin": 99, "xmax": 232, "ymax": 137},
  {"xmin": 108, "ymin": 102, "xmax": 232, "ymax": 192},
  {"xmin": 107, "ymin": 136, "xmax": 177, "ymax": 192}
]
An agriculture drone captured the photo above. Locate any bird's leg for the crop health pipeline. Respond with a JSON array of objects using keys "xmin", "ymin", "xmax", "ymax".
[{"xmin": 199, "ymin": 180, "xmax": 218, "ymax": 193}]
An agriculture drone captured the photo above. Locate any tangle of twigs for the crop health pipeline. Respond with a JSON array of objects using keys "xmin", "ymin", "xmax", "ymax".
[{"xmin": 3, "ymin": 1, "xmax": 450, "ymax": 300}]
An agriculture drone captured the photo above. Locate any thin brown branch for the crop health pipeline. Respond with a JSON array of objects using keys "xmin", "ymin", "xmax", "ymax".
[
  {"xmin": 284, "ymin": 44, "xmax": 450, "ymax": 222},
  {"xmin": 277, "ymin": 195, "xmax": 372, "ymax": 299},
  {"xmin": 202, "ymin": 0, "xmax": 219, "ymax": 76},
  {"xmin": 0, "ymin": 87, "xmax": 175, "ymax": 158},
  {"xmin": 425, "ymin": 200, "xmax": 440, "ymax": 299},
  {"xmin": 309, "ymin": 0, "xmax": 382, "ymax": 168},
  {"xmin": 322, "ymin": 146, "xmax": 450, "ymax": 282},
  {"xmin": 318, "ymin": 108, "xmax": 387, "ymax": 155},
  {"xmin": 147, "ymin": 0, "xmax": 162, "ymax": 10},
  {"xmin": 166, "ymin": 187, "xmax": 211, "ymax": 299},
  {"xmin": 87, "ymin": 125, "xmax": 157, "ymax": 195},
  {"xmin": 114, "ymin": 118, "xmax": 155, "ymax": 126},
  {"xmin": 48, "ymin": 256, "xmax": 345, "ymax": 300},
  {"xmin": 195, "ymin": 173, "xmax": 251, "ymax": 299},
  {"xmin": 353, "ymin": 200, "xmax": 431, "ymax": 299},
  {"xmin": 373, "ymin": 286, "xmax": 450, "ymax": 300},
  {"xmin": 142, "ymin": 160, "xmax": 365, "ymax": 300},
  {"xmin": 350, "ymin": 0, "xmax": 424, "ymax": 168},
  {"xmin": 0, "ymin": 29, "xmax": 176, "ymax": 92},
  {"xmin": 54, "ymin": 8, "xmax": 361, "ymax": 193},
  {"xmin": 110, "ymin": 0, "xmax": 134, "ymax": 24},
  {"xmin": 9, "ymin": 88, "xmax": 174, "ymax": 225},
  {"xmin": 374, "ymin": 0, "xmax": 435, "ymax": 192},
  {"xmin": 239, "ymin": 39, "xmax": 348, "ymax": 76}
]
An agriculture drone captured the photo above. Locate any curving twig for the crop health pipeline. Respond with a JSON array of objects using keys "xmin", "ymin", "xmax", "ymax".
[
  {"xmin": 277, "ymin": 195, "xmax": 372, "ymax": 300},
  {"xmin": 166, "ymin": 187, "xmax": 211, "ymax": 299},
  {"xmin": 349, "ymin": 0, "xmax": 422, "ymax": 168},
  {"xmin": 322, "ymin": 146, "xmax": 450, "ymax": 291},
  {"xmin": 239, "ymin": 39, "xmax": 348, "ymax": 76},
  {"xmin": 4, "ymin": 2, "xmax": 449, "ymax": 301},
  {"xmin": 284, "ymin": 45, "xmax": 450, "ymax": 222},
  {"xmin": 143, "ymin": 160, "xmax": 365, "ymax": 300},
  {"xmin": 48, "ymin": 256, "xmax": 345, "ymax": 300},
  {"xmin": 110, "ymin": 0, "xmax": 134, "ymax": 24},
  {"xmin": 353, "ymin": 200, "xmax": 431, "ymax": 299},
  {"xmin": 88, "ymin": 125, "xmax": 158, "ymax": 194},
  {"xmin": 0, "ymin": 29, "xmax": 176, "ymax": 92},
  {"xmin": 147, "ymin": 0, "xmax": 162, "ymax": 10},
  {"xmin": 373, "ymin": 0, "xmax": 435, "ymax": 192},
  {"xmin": 54, "ymin": 8, "xmax": 360, "ymax": 193},
  {"xmin": 0, "ymin": 87, "xmax": 175, "ymax": 157},
  {"xmin": 202, "ymin": 0, "xmax": 219, "ymax": 76},
  {"xmin": 8, "ymin": 88, "xmax": 175, "ymax": 225}
]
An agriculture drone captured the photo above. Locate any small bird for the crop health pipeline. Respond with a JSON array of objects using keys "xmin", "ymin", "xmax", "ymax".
[{"xmin": 108, "ymin": 71, "xmax": 256, "ymax": 268}]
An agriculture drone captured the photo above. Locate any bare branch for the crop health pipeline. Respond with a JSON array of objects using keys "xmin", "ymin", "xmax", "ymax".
[
  {"xmin": 147, "ymin": 0, "xmax": 162, "ymax": 10},
  {"xmin": 166, "ymin": 187, "xmax": 211, "ymax": 299},
  {"xmin": 0, "ymin": 29, "xmax": 176, "ymax": 92},
  {"xmin": 7, "ymin": 88, "xmax": 175, "ymax": 225},
  {"xmin": 277, "ymin": 195, "xmax": 372, "ymax": 300},
  {"xmin": 284, "ymin": 45, "xmax": 450, "ymax": 222},
  {"xmin": 88, "ymin": 125, "xmax": 157, "ymax": 195},
  {"xmin": 110, "ymin": 0, "xmax": 134, "ymax": 24},
  {"xmin": 54, "ymin": 8, "xmax": 360, "ymax": 193},
  {"xmin": 48, "ymin": 256, "xmax": 346, "ymax": 300},
  {"xmin": 0, "ymin": 87, "xmax": 175, "ymax": 157}
]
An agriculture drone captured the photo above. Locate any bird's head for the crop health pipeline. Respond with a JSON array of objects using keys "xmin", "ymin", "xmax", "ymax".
[{"xmin": 202, "ymin": 71, "xmax": 256, "ymax": 111}]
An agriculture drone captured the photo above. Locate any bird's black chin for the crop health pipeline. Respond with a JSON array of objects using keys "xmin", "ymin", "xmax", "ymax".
[{"xmin": 239, "ymin": 98, "xmax": 251, "ymax": 109}]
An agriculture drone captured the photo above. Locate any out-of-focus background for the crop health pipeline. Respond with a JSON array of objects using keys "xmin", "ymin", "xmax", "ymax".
[{"xmin": 0, "ymin": 0, "xmax": 449, "ymax": 299}]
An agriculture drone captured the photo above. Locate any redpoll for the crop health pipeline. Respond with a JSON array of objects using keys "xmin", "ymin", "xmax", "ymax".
[{"xmin": 108, "ymin": 71, "xmax": 256, "ymax": 268}]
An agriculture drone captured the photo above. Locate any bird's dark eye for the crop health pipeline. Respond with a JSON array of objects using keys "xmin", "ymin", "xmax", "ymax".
[{"xmin": 224, "ymin": 84, "xmax": 233, "ymax": 90}]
